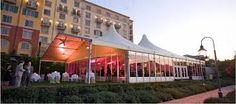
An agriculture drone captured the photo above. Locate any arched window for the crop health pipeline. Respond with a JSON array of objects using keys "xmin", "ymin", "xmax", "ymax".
[
  {"xmin": 1, "ymin": 39, "xmax": 8, "ymax": 47},
  {"xmin": 21, "ymin": 41, "xmax": 31, "ymax": 50}
]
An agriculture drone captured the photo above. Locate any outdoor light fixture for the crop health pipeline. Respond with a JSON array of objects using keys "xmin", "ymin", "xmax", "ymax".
[
  {"xmin": 59, "ymin": 42, "xmax": 65, "ymax": 48},
  {"xmin": 198, "ymin": 36, "xmax": 223, "ymax": 98}
]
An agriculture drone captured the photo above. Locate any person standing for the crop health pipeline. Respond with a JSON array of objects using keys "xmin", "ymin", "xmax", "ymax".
[
  {"xmin": 22, "ymin": 61, "xmax": 33, "ymax": 87},
  {"xmin": 15, "ymin": 60, "xmax": 25, "ymax": 87}
]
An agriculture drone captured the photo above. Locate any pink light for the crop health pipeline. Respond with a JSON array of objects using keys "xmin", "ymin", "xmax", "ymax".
[{"xmin": 91, "ymin": 59, "xmax": 96, "ymax": 63}]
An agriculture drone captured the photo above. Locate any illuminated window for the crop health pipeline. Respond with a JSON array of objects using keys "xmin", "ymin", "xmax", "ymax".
[
  {"xmin": 45, "ymin": 0, "xmax": 52, "ymax": 7},
  {"xmin": 44, "ymin": 9, "xmax": 51, "ymax": 16},
  {"xmin": 74, "ymin": 1, "xmax": 80, "ymax": 8},
  {"xmin": 2, "ymin": 15, "xmax": 12, "ymax": 23},
  {"xmin": 25, "ymin": 20, "xmax": 34, "ymax": 27},
  {"xmin": 21, "ymin": 42, "xmax": 30, "ymax": 50},
  {"xmin": 61, "ymin": 0, "xmax": 67, "ymax": 3},
  {"xmin": 39, "ymin": 36, "xmax": 48, "ymax": 44},
  {"xmin": 59, "ymin": 13, "xmax": 65, "ymax": 19},
  {"xmin": 1, "ymin": 26, "xmax": 10, "ymax": 36},
  {"xmin": 84, "ymin": 27, "xmax": 90, "ymax": 34},
  {"xmin": 85, "ymin": 20, "xmax": 90, "ymax": 26},
  {"xmin": 41, "ymin": 27, "xmax": 49, "ymax": 34},
  {"xmin": 22, "ymin": 30, "xmax": 33, "ymax": 40},
  {"xmin": 85, "ymin": 12, "xmax": 91, "ymax": 18},
  {"xmin": 86, "ymin": 5, "xmax": 91, "ymax": 11},
  {"xmin": 1, "ymin": 39, "xmax": 8, "ymax": 48}
]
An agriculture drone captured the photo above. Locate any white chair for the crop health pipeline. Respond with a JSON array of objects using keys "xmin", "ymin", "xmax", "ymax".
[
  {"xmin": 62, "ymin": 72, "xmax": 69, "ymax": 81},
  {"xmin": 71, "ymin": 74, "xmax": 79, "ymax": 82},
  {"xmin": 31, "ymin": 73, "xmax": 41, "ymax": 82}
]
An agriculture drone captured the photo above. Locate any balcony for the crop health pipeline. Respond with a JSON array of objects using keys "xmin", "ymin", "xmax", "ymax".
[
  {"xmin": 72, "ymin": 9, "xmax": 80, "ymax": 17},
  {"xmin": 106, "ymin": 20, "xmax": 112, "ymax": 27},
  {"xmin": 57, "ymin": 24, "xmax": 66, "ymax": 31},
  {"xmin": 26, "ymin": 0, "xmax": 38, "ymax": 10},
  {"xmin": 115, "ymin": 23, "xmax": 121, "ymax": 29},
  {"xmin": 58, "ymin": 5, "xmax": 68, "ymax": 13},
  {"xmin": 71, "ymin": 27, "xmax": 80, "ymax": 33},
  {"xmin": 96, "ymin": 17, "xmax": 103, "ymax": 24},
  {"xmin": 41, "ymin": 19, "xmax": 51, "ymax": 27},
  {"xmin": 4, "ymin": 0, "xmax": 16, "ymax": 4}
]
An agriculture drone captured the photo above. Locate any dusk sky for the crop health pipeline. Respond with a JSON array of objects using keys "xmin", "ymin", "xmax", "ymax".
[{"xmin": 88, "ymin": 0, "xmax": 236, "ymax": 60}]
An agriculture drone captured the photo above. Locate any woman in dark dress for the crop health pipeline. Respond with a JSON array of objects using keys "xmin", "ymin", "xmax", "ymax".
[{"xmin": 3, "ymin": 64, "xmax": 13, "ymax": 86}]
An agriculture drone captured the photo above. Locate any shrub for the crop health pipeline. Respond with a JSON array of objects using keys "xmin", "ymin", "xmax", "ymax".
[
  {"xmin": 62, "ymin": 95, "xmax": 83, "ymax": 103},
  {"xmin": 135, "ymin": 90, "xmax": 161, "ymax": 103},
  {"xmin": 204, "ymin": 91, "xmax": 235, "ymax": 103}
]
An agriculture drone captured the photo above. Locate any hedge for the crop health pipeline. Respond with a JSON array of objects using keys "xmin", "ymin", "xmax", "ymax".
[{"xmin": 1, "ymin": 79, "xmax": 234, "ymax": 103}]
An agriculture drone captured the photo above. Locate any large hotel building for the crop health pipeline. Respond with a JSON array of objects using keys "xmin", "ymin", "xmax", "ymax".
[{"xmin": 1, "ymin": 0, "xmax": 133, "ymax": 56}]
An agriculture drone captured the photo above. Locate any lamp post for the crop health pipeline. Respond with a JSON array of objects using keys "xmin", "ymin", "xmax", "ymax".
[{"xmin": 198, "ymin": 37, "xmax": 223, "ymax": 98}]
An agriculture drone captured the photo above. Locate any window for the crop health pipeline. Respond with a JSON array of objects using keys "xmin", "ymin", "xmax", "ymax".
[
  {"xmin": 44, "ymin": 9, "xmax": 51, "ymax": 16},
  {"xmin": 97, "ymin": 9, "xmax": 102, "ymax": 14},
  {"xmin": 22, "ymin": 30, "xmax": 33, "ymax": 40},
  {"xmin": 59, "ymin": 13, "xmax": 65, "ymax": 19},
  {"xmin": 106, "ymin": 12, "xmax": 111, "ymax": 17},
  {"xmin": 21, "ymin": 42, "xmax": 30, "ymax": 49},
  {"xmin": 85, "ymin": 20, "xmax": 90, "ymax": 26},
  {"xmin": 94, "ymin": 30, "xmax": 102, "ymax": 36},
  {"xmin": 96, "ymin": 23, "xmax": 101, "ymax": 29},
  {"xmin": 1, "ymin": 39, "xmax": 8, "ymax": 48},
  {"xmin": 39, "ymin": 36, "xmax": 48, "ymax": 44},
  {"xmin": 41, "ymin": 27, "xmax": 49, "ymax": 34},
  {"xmin": 73, "ymin": 16, "xmax": 79, "ymax": 23},
  {"xmin": 2, "ymin": 15, "xmax": 12, "ymax": 23},
  {"xmin": 74, "ymin": 1, "xmax": 80, "ymax": 8},
  {"xmin": 1, "ymin": 26, "xmax": 10, "ymax": 36},
  {"xmin": 25, "ymin": 20, "xmax": 34, "ymax": 27},
  {"xmin": 85, "ymin": 12, "xmax": 91, "ymax": 18},
  {"xmin": 22, "ymin": 8, "xmax": 39, "ymax": 18},
  {"xmin": 1, "ymin": 3, "xmax": 18, "ymax": 13},
  {"xmin": 45, "ymin": 0, "xmax": 52, "ymax": 7},
  {"xmin": 86, "ymin": 5, "xmax": 91, "ymax": 11},
  {"xmin": 84, "ymin": 27, "xmax": 90, "ymax": 34},
  {"xmin": 115, "ymin": 15, "xmax": 119, "ymax": 20},
  {"xmin": 61, "ymin": 0, "xmax": 67, "ymax": 3}
]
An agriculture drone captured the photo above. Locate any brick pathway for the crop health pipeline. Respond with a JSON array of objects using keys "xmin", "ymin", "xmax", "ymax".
[{"xmin": 163, "ymin": 85, "xmax": 235, "ymax": 104}]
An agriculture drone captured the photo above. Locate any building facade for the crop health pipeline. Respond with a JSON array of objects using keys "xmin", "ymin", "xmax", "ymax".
[
  {"xmin": 1, "ymin": 0, "xmax": 133, "ymax": 56},
  {"xmin": 1, "ymin": 0, "xmax": 43, "ymax": 56}
]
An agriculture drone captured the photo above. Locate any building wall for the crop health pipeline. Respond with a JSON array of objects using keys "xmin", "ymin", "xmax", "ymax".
[{"xmin": 1, "ymin": 0, "xmax": 133, "ymax": 56}]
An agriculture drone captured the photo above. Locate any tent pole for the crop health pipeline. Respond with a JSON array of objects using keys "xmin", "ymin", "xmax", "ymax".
[
  {"xmin": 87, "ymin": 41, "xmax": 92, "ymax": 84},
  {"xmin": 38, "ymin": 59, "xmax": 42, "ymax": 75}
]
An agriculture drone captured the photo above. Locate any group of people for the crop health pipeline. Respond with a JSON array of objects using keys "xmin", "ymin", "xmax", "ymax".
[{"xmin": 2, "ymin": 59, "xmax": 33, "ymax": 88}]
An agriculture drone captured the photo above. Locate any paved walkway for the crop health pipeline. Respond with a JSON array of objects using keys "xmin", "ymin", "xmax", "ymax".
[{"xmin": 163, "ymin": 85, "xmax": 235, "ymax": 104}]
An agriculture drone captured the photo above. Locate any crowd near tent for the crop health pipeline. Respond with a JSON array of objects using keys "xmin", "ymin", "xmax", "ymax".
[{"xmin": 41, "ymin": 25, "xmax": 205, "ymax": 83}]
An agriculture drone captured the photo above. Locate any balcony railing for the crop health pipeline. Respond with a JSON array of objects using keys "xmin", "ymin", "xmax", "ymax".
[
  {"xmin": 72, "ymin": 9, "xmax": 80, "ymax": 16},
  {"xmin": 41, "ymin": 19, "xmax": 51, "ymax": 27},
  {"xmin": 57, "ymin": 24, "xmax": 66, "ymax": 30},
  {"xmin": 4, "ymin": 0, "xmax": 16, "ymax": 4},
  {"xmin": 58, "ymin": 5, "xmax": 68, "ymax": 13},
  {"xmin": 26, "ymin": 0, "xmax": 38, "ymax": 10}
]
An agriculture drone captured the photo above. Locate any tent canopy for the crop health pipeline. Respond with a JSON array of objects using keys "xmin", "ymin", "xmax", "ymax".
[
  {"xmin": 138, "ymin": 34, "xmax": 202, "ymax": 62},
  {"xmin": 41, "ymin": 25, "xmax": 154, "ymax": 63}
]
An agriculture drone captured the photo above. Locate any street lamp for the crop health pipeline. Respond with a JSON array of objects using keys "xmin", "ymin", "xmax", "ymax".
[{"xmin": 198, "ymin": 36, "xmax": 223, "ymax": 98}]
